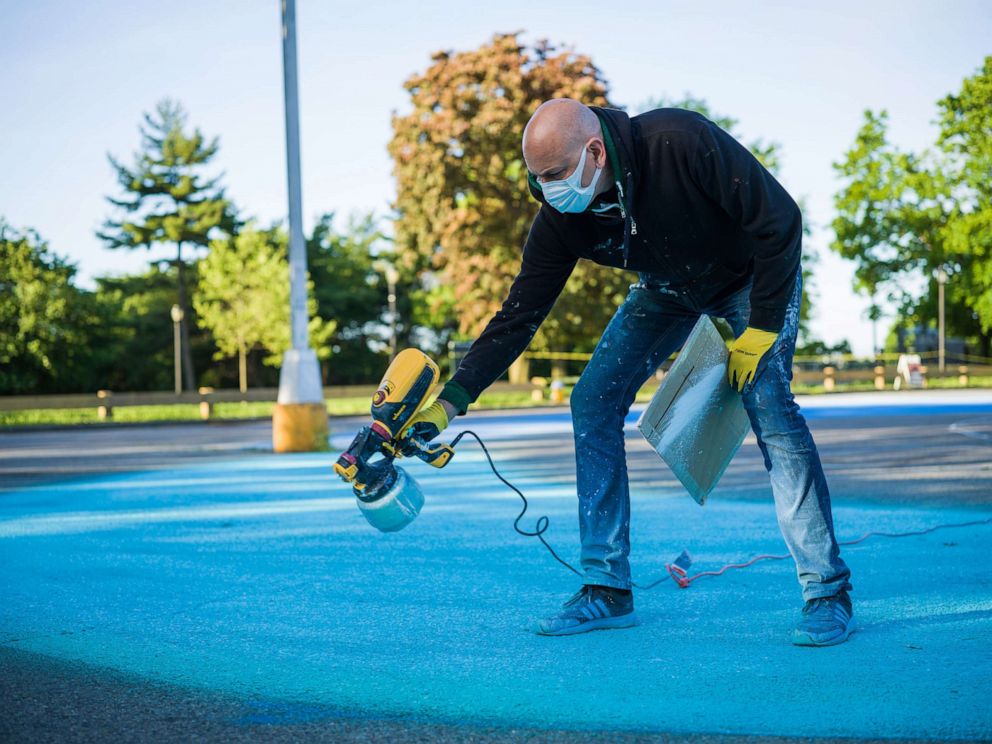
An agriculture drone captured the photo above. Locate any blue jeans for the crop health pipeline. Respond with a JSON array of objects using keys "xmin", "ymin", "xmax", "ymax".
[{"xmin": 570, "ymin": 267, "xmax": 853, "ymax": 601}]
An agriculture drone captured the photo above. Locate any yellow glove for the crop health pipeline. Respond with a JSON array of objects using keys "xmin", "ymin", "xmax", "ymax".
[
  {"xmin": 727, "ymin": 327, "xmax": 779, "ymax": 391},
  {"xmin": 397, "ymin": 400, "xmax": 449, "ymax": 456}
]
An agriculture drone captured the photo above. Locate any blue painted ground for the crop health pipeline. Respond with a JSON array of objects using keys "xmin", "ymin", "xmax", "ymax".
[{"xmin": 2, "ymin": 395, "xmax": 991, "ymax": 739}]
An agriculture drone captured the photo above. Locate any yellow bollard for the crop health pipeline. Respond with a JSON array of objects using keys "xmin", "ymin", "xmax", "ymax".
[
  {"xmin": 97, "ymin": 390, "xmax": 113, "ymax": 420},
  {"xmin": 958, "ymin": 365, "xmax": 969, "ymax": 387},
  {"xmin": 272, "ymin": 403, "xmax": 330, "ymax": 452},
  {"xmin": 198, "ymin": 387, "xmax": 215, "ymax": 420},
  {"xmin": 823, "ymin": 366, "xmax": 836, "ymax": 392},
  {"xmin": 530, "ymin": 376, "xmax": 547, "ymax": 403},
  {"xmin": 873, "ymin": 365, "xmax": 886, "ymax": 390}
]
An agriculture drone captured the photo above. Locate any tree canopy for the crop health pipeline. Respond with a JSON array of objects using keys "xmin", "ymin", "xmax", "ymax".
[
  {"xmin": 831, "ymin": 56, "xmax": 992, "ymax": 354},
  {"xmin": 195, "ymin": 224, "xmax": 335, "ymax": 392},
  {"xmin": 0, "ymin": 220, "xmax": 101, "ymax": 394},
  {"xmin": 306, "ymin": 212, "xmax": 396, "ymax": 383},
  {"xmin": 389, "ymin": 32, "xmax": 639, "ymax": 356}
]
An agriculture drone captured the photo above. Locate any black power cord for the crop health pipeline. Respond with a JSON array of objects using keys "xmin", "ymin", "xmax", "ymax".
[
  {"xmin": 449, "ymin": 429, "xmax": 584, "ymax": 580},
  {"xmin": 447, "ymin": 429, "xmax": 992, "ymax": 592}
]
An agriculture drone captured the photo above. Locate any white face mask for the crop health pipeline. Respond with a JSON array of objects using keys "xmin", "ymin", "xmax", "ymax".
[{"xmin": 540, "ymin": 144, "xmax": 603, "ymax": 214}]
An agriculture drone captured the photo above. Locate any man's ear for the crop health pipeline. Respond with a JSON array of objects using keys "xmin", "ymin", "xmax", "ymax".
[{"xmin": 590, "ymin": 138, "xmax": 608, "ymax": 168}]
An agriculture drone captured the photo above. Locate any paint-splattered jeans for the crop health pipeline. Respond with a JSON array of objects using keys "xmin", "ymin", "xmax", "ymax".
[{"xmin": 570, "ymin": 267, "xmax": 853, "ymax": 601}]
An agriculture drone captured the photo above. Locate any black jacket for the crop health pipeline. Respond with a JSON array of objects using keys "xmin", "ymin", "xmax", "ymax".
[{"xmin": 440, "ymin": 106, "xmax": 802, "ymax": 415}]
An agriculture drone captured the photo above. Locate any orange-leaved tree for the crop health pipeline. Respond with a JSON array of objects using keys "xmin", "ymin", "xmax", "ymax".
[{"xmin": 388, "ymin": 32, "xmax": 636, "ymax": 361}]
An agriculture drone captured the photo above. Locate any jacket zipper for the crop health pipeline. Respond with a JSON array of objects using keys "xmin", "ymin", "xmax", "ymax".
[{"xmin": 616, "ymin": 174, "xmax": 638, "ymax": 267}]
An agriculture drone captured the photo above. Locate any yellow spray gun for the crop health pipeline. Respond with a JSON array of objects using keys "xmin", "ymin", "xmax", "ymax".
[{"xmin": 332, "ymin": 348, "xmax": 455, "ymax": 531}]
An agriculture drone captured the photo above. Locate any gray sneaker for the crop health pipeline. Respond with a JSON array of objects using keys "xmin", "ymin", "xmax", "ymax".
[
  {"xmin": 534, "ymin": 585, "xmax": 640, "ymax": 636},
  {"xmin": 793, "ymin": 590, "xmax": 855, "ymax": 646}
]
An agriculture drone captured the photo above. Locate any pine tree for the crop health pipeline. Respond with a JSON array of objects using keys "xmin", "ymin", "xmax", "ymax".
[{"xmin": 98, "ymin": 99, "xmax": 236, "ymax": 390}]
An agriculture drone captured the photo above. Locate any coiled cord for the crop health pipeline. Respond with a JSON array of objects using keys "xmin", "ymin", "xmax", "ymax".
[{"xmin": 449, "ymin": 429, "xmax": 992, "ymax": 591}]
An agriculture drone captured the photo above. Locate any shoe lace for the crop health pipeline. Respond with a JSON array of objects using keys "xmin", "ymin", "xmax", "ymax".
[
  {"xmin": 563, "ymin": 585, "xmax": 592, "ymax": 608},
  {"xmin": 804, "ymin": 593, "xmax": 848, "ymax": 616}
]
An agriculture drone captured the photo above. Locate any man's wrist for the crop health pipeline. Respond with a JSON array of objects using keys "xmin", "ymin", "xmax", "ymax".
[
  {"xmin": 438, "ymin": 380, "xmax": 472, "ymax": 416},
  {"xmin": 438, "ymin": 399, "xmax": 458, "ymax": 422}
]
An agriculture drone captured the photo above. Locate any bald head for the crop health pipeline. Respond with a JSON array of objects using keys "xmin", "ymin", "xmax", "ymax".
[
  {"xmin": 522, "ymin": 98, "xmax": 611, "ymax": 201},
  {"xmin": 523, "ymin": 99, "xmax": 600, "ymax": 162}
]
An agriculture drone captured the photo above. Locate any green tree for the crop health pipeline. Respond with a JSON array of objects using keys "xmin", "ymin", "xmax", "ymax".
[
  {"xmin": 92, "ymin": 264, "xmax": 215, "ymax": 392},
  {"xmin": 195, "ymin": 225, "xmax": 334, "ymax": 392},
  {"xmin": 306, "ymin": 212, "xmax": 394, "ymax": 383},
  {"xmin": 831, "ymin": 59, "xmax": 990, "ymax": 356},
  {"xmin": 936, "ymin": 56, "xmax": 992, "ymax": 342},
  {"xmin": 389, "ymin": 32, "xmax": 635, "ymax": 357},
  {"xmin": 0, "ymin": 220, "xmax": 100, "ymax": 393},
  {"xmin": 98, "ymin": 99, "xmax": 236, "ymax": 390}
]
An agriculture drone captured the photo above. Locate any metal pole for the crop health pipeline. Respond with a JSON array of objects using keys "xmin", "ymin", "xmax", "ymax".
[
  {"xmin": 867, "ymin": 296, "xmax": 880, "ymax": 361},
  {"xmin": 937, "ymin": 268, "xmax": 947, "ymax": 374},
  {"xmin": 372, "ymin": 260, "xmax": 400, "ymax": 360},
  {"xmin": 173, "ymin": 320, "xmax": 182, "ymax": 394},
  {"xmin": 274, "ymin": 0, "xmax": 324, "ymax": 416},
  {"xmin": 171, "ymin": 304, "xmax": 183, "ymax": 394},
  {"xmin": 282, "ymin": 0, "xmax": 308, "ymax": 352},
  {"xmin": 387, "ymin": 271, "xmax": 398, "ymax": 360}
]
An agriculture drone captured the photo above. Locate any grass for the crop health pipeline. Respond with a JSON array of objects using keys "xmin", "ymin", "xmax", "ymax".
[
  {"xmin": 3, "ymin": 378, "xmax": 989, "ymax": 428},
  {"xmin": 0, "ymin": 390, "xmax": 550, "ymax": 427}
]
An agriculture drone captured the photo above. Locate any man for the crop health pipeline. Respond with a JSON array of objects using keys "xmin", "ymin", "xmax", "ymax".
[{"xmin": 401, "ymin": 98, "xmax": 854, "ymax": 646}]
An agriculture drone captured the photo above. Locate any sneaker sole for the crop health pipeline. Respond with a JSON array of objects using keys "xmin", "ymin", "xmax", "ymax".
[
  {"xmin": 535, "ymin": 612, "xmax": 641, "ymax": 637},
  {"xmin": 792, "ymin": 621, "xmax": 856, "ymax": 647}
]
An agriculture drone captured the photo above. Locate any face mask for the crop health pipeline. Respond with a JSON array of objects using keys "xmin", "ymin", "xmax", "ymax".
[{"xmin": 540, "ymin": 144, "xmax": 602, "ymax": 214}]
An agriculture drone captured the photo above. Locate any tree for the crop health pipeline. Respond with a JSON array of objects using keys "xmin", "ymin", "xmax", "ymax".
[
  {"xmin": 0, "ymin": 220, "xmax": 100, "ymax": 394},
  {"xmin": 92, "ymin": 264, "xmax": 207, "ymax": 392},
  {"xmin": 936, "ymin": 56, "xmax": 992, "ymax": 341},
  {"xmin": 831, "ymin": 58, "xmax": 991, "ymax": 356},
  {"xmin": 98, "ymin": 99, "xmax": 236, "ymax": 390},
  {"xmin": 389, "ymin": 32, "xmax": 636, "ymax": 357},
  {"xmin": 194, "ymin": 225, "xmax": 334, "ymax": 392},
  {"xmin": 306, "ymin": 212, "xmax": 394, "ymax": 384}
]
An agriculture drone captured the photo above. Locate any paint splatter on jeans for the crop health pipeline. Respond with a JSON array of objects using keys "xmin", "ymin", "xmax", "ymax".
[{"xmin": 570, "ymin": 266, "xmax": 853, "ymax": 601}]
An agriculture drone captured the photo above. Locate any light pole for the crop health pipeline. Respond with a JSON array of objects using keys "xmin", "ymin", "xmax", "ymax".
[
  {"xmin": 170, "ymin": 304, "xmax": 184, "ymax": 394},
  {"xmin": 937, "ymin": 267, "xmax": 947, "ymax": 374},
  {"xmin": 868, "ymin": 297, "xmax": 881, "ymax": 360},
  {"xmin": 373, "ymin": 260, "xmax": 400, "ymax": 360},
  {"xmin": 272, "ymin": 0, "xmax": 328, "ymax": 453}
]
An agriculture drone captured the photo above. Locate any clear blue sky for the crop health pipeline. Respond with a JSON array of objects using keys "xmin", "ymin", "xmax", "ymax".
[{"xmin": 1, "ymin": 0, "xmax": 989, "ymax": 354}]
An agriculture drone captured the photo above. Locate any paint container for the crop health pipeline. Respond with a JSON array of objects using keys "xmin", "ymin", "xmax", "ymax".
[{"xmin": 355, "ymin": 463, "xmax": 424, "ymax": 532}]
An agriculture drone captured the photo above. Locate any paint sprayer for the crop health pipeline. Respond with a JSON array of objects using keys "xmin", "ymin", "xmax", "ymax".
[
  {"xmin": 332, "ymin": 348, "xmax": 459, "ymax": 532},
  {"xmin": 331, "ymin": 347, "xmax": 580, "ymax": 575}
]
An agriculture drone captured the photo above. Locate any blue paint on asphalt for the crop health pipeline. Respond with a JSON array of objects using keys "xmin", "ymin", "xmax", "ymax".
[{"xmin": 1, "ymin": 402, "xmax": 991, "ymax": 738}]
